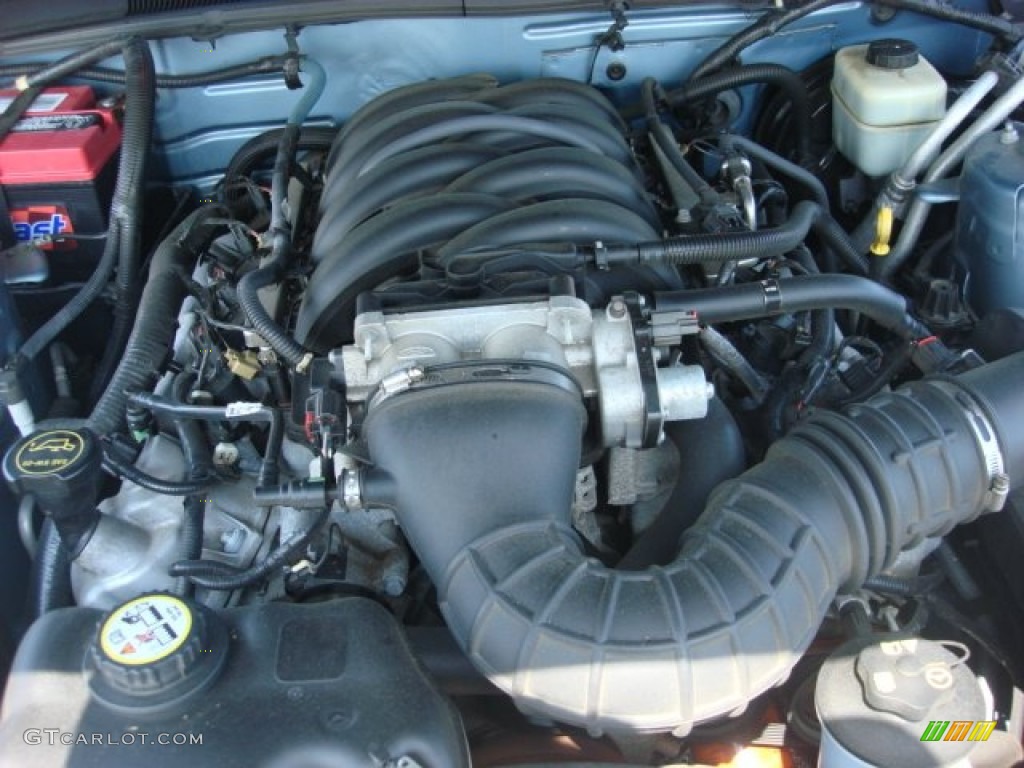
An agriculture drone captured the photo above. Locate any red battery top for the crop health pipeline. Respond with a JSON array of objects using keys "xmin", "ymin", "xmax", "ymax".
[{"xmin": 0, "ymin": 85, "xmax": 122, "ymax": 185}]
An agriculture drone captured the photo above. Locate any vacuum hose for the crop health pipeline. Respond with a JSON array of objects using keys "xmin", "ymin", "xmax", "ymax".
[{"xmin": 360, "ymin": 351, "xmax": 1024, "ymax": 734}]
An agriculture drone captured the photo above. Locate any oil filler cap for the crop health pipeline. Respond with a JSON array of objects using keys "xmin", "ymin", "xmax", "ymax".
[
  {"xmin": 2, "ymin": 428, "xmax": 103, "ymax": 557},
  {"xmin": 89, "ymin": 593, "xmax": 228, "ymax": 716},
  {"xmin": 866, "ymin": 38, "xmax": 920, "ymax": 69}
]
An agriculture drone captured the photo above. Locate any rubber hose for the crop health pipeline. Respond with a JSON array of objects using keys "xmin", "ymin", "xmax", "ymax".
[
  {"xmin": 87, "ymin": 39, "xmax": 156, "ymax": 407},
  {"xmin": 672, "ymin": 65, "xmax": 812, "ymax": 162},
  {"xmin": 84, "ymin": 206, "xmax": 228, "ymax": 436},
  {"xmin": 699, "ymin": 326, "xmax": 772, "ymax": 402},
  {"xmin": 235, "ymin": 57, "xmax": 326, "ymax": 371},
  {"xmin": 172, "ymin": 372, "xmax": 210, "ymax": 597},
  {"xmin": 315, "ymin": 143, "xmax": 506, "ymax": 256},
  {"xmin": 618, "ymin": 399, "xmax": 746, "ymax": 569},
  {"xmin": 649, "ymin": 117, "xmax": 720, "ymax": 209},
  {"xmin": 784, "ymin": 249, "xmax": 835, "ymax": 420},
  {"xmin": 0, "ymin": 85, "xmax": 42, "ymax": 144},
  {"xmin": 435, "ymin": 198, "xmax": 684, "ymax": 290},
  {"xmin": 862, "ymin": 571, "xmax": 945, "ymax": 596},
  {"xmin": 878, "ymin": 73, "xmax": 1024, "ymax": 279},
  {"xmin": 226, "ymin": 126, "xmax": 336, "ymax": 179},
  {"xmin": 325, "ymin": 74, "xmax": 499, "ymax": 173},
  {"xmin": 224, "ymin": 125, "xmax": 336, "ymax": 216},
  {"xmin": 15, "ymin": 39, "xmax": 155, "ymax": 366},
  {"xmin": 437, "ymin": 198, "xmax": 659, "ymax": 265},
  {"xmin": 96, "ymin": 55, "xmax": 288, "ymax": 88},
  {"xmin": 126, "ymin": 391, "xmax": 283, "ymax": 487},
  {"xmin": 641, "ymin": 78, "xmax": 720, "ymax": 208},
  {"xmin": 6, "ymin": 46, "xmax": 154, "ymax": 645},
  {"xmin": 168, "ymin": 507, "xmax": 329, "ymax": 590},
  {"xmin": 444, "ymin": 147, "xmax": 659, "ymax": 227},
  {"xmin": 875, "ymin": 0, "xmax": 1021, "ymax": 43},
  {"xmin": 690, "ymin": 0, "xmax": 1019, "ymax": 81},
  {"xmin": 361, "ymin": 351, "xmax": 1024, "ymax": 733},
  {"xmin": 790, "ymin": 248, "xmax": 835, "ymax": 365},
  {"xmin": 235, "ymin": 221, "xmax": 310, "ymax": 370},
  {"xmin": 17, "ymin": 38, "xmax": 127, "ymax": 88},
  {"xmin": 690, "ymin": 0, "xmax": 842, "ymax": 80},
  {"xmin": 29, "ymin": 519, "xmax": 73, "ymax": 619},
  {"xmin": 833, "ymin": 341, "xmax": 915, "ymax": 406},
  {"xmin": 654, "ymin": 274, "xmax": 928, "ymax": 340},
  {"xmin": 297, "ymin": 193, "xmax": 518, "ymax": 351},
  {"xmin": 101, "ymin": 453, "xmax": 212, "ymax": 495},
  {"xmin": 719, "ymin": 134, "xmax": 829, "ymax": 209},
  {"xmin": 324, "ymin": 101, "xmax": 500, "ymax": 205},
  {"xmin": 17, "ymin": 495, "xmax": 36, "ymax": 558},
  {"xmin": 934, "ymin": 540, "xmax": 983, "ymax": 602},
  {"xmin": 603, "ymin": 200, "xmax": 868, "ymax": 275},
  {"xmin": 0, "ymin": 51, "xmax": 293, "ymax": 90},
  {"xmin": 849, "ymin": 71, "xmax": 1000, "ymax": 254},
  {"xmin": 0, "ymin": 56, "xmax": 290, "ymax": 89}
]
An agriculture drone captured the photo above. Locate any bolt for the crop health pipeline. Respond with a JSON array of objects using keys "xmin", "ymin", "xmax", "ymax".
[
  {"xmin": 608, "ymin": 299, "xmax": 627, "ymax": 319},
  {"xmin": 606, "ymin": 61, "xmax": 627, "ymax": 81},
  {"xmin": 870, "ymin": 3, "xmax": 897, "ymax": 22},
  {"xmin": 382, "ymin": 575, "xmax": 405, "ymax": 596},
  {"xmin": 219, "ymin": 528, "xmax": 244, "ymax": 555},
  {"xmin": 1000, "ymin": 121, "xmax": 1019, "ymax": 145}
]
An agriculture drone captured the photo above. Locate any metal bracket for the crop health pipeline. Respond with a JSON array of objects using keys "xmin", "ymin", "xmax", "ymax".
[{"xmin": 623, "ymin": 293, "xmax": 663, "ymax": 448}]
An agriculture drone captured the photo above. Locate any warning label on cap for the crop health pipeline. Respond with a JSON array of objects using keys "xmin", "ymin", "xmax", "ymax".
[
  {"xmin": 14, "ymin": 430, "xmax": 84, "ymax": 476},
  {"xmin": 100, "ymin": 595, "xmax": 192, "ymax": 666}
]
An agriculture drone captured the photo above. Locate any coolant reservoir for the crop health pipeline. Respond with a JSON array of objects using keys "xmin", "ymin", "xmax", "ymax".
[{"xmin": 832, "ymin": 39, "xmax": 947, "ymax": 177}]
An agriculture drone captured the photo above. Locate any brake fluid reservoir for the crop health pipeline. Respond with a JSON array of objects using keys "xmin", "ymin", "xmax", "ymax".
[{"xmin": 832, "ymin": 39, "xmax": 947, "ymax": 177}]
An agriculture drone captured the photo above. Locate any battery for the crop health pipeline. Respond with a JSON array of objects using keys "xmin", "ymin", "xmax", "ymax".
[{"xmin": 0, "ymin": 85, "xmax": 122, "ymax": 283}]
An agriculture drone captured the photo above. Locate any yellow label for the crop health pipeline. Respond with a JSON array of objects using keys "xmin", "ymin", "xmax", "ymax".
[{"xmin": 100, "ymin": 595, "xmax": 193, "ymax": 666}]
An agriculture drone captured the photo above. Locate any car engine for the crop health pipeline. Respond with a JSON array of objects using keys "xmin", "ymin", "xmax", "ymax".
[{"xmin": 0, "ymin": 3, "xmax": 1023, "ymax": 766}]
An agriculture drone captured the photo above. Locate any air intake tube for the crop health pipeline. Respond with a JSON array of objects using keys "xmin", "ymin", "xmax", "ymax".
[{"xmin": 361, "ymin": 353, "xmax": 1024, "ymax": 735}]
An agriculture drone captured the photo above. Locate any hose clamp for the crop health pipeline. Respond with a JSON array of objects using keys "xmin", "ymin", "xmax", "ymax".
[
  {"xmin": 934, "ymin": 382, "xmax": 1009, "ymax": 513},
  {"xmin": 760, "ymin": 279, "xmax": 783, "ymax": 315},
  {"xmin": 340, "ymin": 469, "xmax": 363, "ymax": 511},
  {"xmin": 367, "ymin": 360, "xmax": 581, "ymax": 412}
]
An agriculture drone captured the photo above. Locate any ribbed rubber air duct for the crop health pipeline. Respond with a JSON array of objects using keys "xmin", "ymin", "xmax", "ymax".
[{"xmin": 361, "ymin": 352, "xmax": 1024, "ymax": 734}]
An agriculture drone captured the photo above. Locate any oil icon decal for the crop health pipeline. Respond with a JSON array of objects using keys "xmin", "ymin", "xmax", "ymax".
[{"xmin": 13, "ymin": 429, "xmax": 85, "ymax": 476}]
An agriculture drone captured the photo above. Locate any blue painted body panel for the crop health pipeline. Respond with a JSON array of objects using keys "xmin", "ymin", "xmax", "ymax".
[{"xmin": 42, "ymin": 3, "xmax": 983, "ymax": 191}]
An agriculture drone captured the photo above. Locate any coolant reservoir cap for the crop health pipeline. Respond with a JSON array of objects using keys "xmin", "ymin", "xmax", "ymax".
[
  {"xmin": 866, "ymin": 38, "xmax": 920, "ymax": 69},
  {"xmin": 89, "ymin": 593, "xmax": 228, "ymax": 716},
  {"xmin": 816, "ymin": 636, "xmax": 986, "ymax": 768}
]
